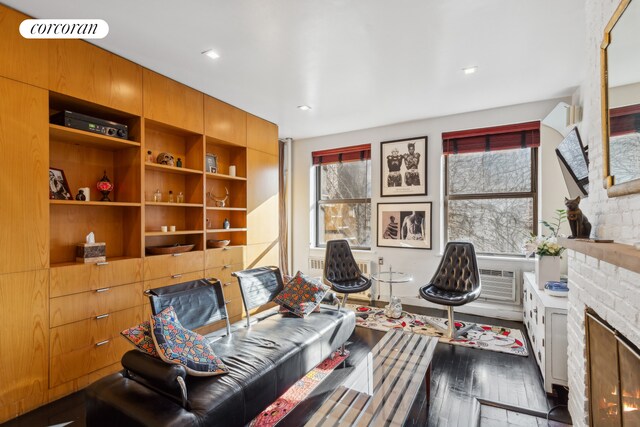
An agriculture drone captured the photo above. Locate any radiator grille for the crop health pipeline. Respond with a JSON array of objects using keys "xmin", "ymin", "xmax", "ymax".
[
  {"xmin": 478, "ymin": 268, "xmax": 517, "ymax": 303},
  {"xmin": 308, "ymin": 257, "xmax": 370, "ymax": 275}
]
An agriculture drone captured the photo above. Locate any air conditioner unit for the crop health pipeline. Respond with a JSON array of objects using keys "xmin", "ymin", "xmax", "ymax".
[
  {"xmin": 478, "ymin": 268, "xmax": 518, "ymax": 304},
  {"xmin": 308, "ymin": 257, "xmax": 374, "ymax": 304}
]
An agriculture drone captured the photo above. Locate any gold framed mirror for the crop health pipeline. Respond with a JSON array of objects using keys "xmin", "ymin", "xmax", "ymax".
[{"xmin": 601, "ymin": 0, "xmax": 640, "ymax": 196}]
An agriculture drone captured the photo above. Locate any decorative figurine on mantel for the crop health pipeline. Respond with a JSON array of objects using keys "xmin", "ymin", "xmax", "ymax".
[
  {"xmin": 565, "ymin": 196, "xmax": 592, "ymax": 239},
  {"xmin": 97, "ymin": 171, "xmax": 114, "ymax": 202},
  {"xmin": 76, "ymin": 232, "xmax": 106, "ymax": 263}
]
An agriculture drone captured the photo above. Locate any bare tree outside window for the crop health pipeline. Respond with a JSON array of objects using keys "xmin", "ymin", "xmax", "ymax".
[
  {"xmin": 317, "ymin": 160, "xmax": 371, "ymax": 249},
  {"xmin": 446, "ymin": 148, "xmax": 537, "ymax": 255}
]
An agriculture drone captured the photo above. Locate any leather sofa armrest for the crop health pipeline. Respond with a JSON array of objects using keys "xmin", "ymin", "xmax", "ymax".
[{"xmin": 121, "ymin": 351, "xmax": 189, "ymax": 408}]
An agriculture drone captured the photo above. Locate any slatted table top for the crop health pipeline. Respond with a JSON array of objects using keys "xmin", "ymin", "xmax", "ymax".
[{"xmin": 306, "ymin": 329, "xmax": 438, "ymax": 427}]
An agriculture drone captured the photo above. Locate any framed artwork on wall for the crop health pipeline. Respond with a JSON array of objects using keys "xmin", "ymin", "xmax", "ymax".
[
  {"xmin": 49, "ymin": 167, "xmax": 72, "ymax": 200},
  {"xmin": 377, "ymin": 202, "xmax": 432, "ymax": 249},
  {"xmin": 380, "ymin": 136, "xmax": 427, "ymax": 197}
]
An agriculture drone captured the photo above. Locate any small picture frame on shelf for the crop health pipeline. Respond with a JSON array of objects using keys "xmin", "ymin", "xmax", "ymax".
[
  {"xmin": 49, "ymin": 167, "xmax": 72, "ymax": 200},
  {"xmin": 206, "ymin": 153, "xmax": 218, "ymax": 173}
]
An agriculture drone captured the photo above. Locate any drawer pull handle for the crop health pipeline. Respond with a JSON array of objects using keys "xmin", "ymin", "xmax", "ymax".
[
  {"xmin": 223, "ymin": 282, "xmax": 232, "ymax": 287},
  {"xmin": 96, "ymin": 261, "xmax": 109, "ymax": 266},
  {"xmin": 222, "ymin": 247, "xmax": 229, "ymax": 251},
  {"xmin": 171, "ymin": 274, "xmax": 183, "ymax": 279},
  {"xmin": 96, "ymin": 314, "xmax": 110, "ymax": 320},
  {"xmin": 223, "ymin": 264, "xmax": 231, "ymax": 269},
  {"xmin": 224, "ymin": 299, "xmax": 230, "ymax": 305},
  {"xmin": 172, "ymin": 253, "xmax": 183, "ymax": 257},
  {"xmin": 96, "ymin": 287, "xmax": 110, "ymax": 293},
  {"xmin": 95, "ymin": 340, "xmax": 110, "ymax": 347}
]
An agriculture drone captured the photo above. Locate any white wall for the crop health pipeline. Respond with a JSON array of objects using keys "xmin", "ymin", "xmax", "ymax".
[{"xmin": 291, "ymin": 96, "xmax": 572, "ymax": 317}]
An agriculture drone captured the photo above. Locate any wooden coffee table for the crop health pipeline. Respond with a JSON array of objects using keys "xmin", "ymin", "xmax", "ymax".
[{"xmin": 305, "ymin": 329, "xmax": 438, "ymax": 426}]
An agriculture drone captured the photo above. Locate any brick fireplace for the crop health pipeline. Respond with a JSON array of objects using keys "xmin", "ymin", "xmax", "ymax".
[{"xmin": 566, "ymin": 247, "xmax": 640, "ymax": 427}]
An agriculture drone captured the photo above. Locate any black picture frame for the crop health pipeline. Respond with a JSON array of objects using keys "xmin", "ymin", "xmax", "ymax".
[
  {"xmin": 377, "ymin": 202, "xmax": 432, "ymax": 249},
  {"xmin": 49, "ymin": 167, "xmax": 72, "ymax": 200},
  {"xmin": 380, "ymin": 136, "xmax": 428, "ymax": 197},
  {"xmin": 205, "ymin": 153, "xmax": 218, "ymax": 174}
]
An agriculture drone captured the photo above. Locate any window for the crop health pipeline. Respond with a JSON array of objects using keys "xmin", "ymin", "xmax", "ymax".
[
  {"xmin": 313, "ymin": 144, "xmax": 371, "ymax": 249},
  {"xmin": 443, "ymin": 122, "xmax": 539, "ymax": 255}
]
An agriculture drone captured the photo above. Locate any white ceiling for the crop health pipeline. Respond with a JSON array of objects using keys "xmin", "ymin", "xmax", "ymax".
[{"xmin": 4, "ymin": 0, "xmax": 586, "ymax": 139}]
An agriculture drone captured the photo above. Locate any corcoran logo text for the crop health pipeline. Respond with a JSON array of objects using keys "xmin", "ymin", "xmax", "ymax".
[{"xmin": 19, "ymin": 19, "xmax": 109, "ymax": 39}]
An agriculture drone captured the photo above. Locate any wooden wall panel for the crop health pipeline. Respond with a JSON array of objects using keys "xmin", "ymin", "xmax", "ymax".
[
  {"xmin": 49, "ymin": 40, "xmax": 142, "ymax": 115},
  {"xmin": 247, "ymin": 114, "xmax": 278, "ymax": 156},
  {"xmin": 0, "ymin": 77, "xmax": 49, "ymax": 274},
  {"xmin": 143, "ymin": 70, "xmax": 203, "ymax": 133},
  {"xmin": 0, "ymin": 270, "xmax": 48, "ymax": 423},
  {"xmin": 247, "ymin": 149, "xmax": 279, "ymax": 246},
  {"xmin": 0, "ymin": 5, "xmax": 48, "ymax": 88},
  {"xmin": 204, "ymin": 96, "xmax": 246, "ymax": 146}
]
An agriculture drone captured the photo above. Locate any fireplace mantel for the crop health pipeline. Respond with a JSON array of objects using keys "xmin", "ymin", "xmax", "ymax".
[{"xmin": 559, "ymin": 238, "xmax": 640, "ymax": 275}]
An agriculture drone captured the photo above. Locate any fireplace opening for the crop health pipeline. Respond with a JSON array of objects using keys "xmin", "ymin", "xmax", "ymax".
[{"xmin": 586, "ymin": 309, "xmax": 640, "ymax": 426}]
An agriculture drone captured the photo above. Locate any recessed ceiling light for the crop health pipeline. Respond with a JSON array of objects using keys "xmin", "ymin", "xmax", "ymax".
[
  {"xmin": 463, "ymin": 66, "xmax": 478, "ymax": 75},
  {"xmin": 202, "ymin": 49, "xmax": 220, "ymax": 60},
  {"xmin": 297, "ymin": 105, "xmax": 312, "ymax": 111}
]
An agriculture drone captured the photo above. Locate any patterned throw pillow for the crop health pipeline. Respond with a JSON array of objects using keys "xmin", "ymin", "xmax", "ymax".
[
  {"xmin": 121, "ymin": 306, "xmax": 181, "ymax": 357},
  {"xmin": 274, "ymin": 271, "xmax": 329, "ymax": 317},
  {"xmin": 150, "ymin": 315, "xmax": 228, "ymax": 377}
]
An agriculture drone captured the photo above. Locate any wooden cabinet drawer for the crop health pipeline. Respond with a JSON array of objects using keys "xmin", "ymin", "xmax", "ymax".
[
  {"xmin": 206, "ymin": 262, "xmax": 242, "ymax": 288},
  {"xmin": 226, "ymin": 298, "xmax": 244, "ymax": 318},
  {"xmin": 50, "ymin": 282, "xmax": 144, "ymax": 327},
  {"xmin": 50, "ymin": 334, "xmax": 132, "ymax": 387},
  {"xmin": 143, "ymin": 251, "xmax": 204, "ymax": 281},
  {"xmin": 143, "ymin": 271, "xmax": 204, "ymax": 292},
  {"xmin": 50, "ymin": 306, "xmax": 143, "ymax": 357},
  {"xmin": 50, "ymin": 258, "xmax": 143, "ymax": 297},
  {"xmin": 205, "ymin": 247, "xmax": 244, "ymax": 270}
]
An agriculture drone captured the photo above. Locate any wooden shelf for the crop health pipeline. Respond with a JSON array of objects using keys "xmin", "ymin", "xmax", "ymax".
[
  {"xmin": 559, "ymin": 237, "xmax": 640, "ymax": 275},
  {"xmin": 206, "ymin": 206, "xmax": 246, "ymax": 211},
  {"xmin": 50, "ymin": 256, "xmax": 139, "ymax": 270},
  {"xmin": 50, "ymin": 124, "xmax": 140, "ymax": 150},
  {"xmin": 145, "ymin": 230, "xmax": 204, "ymax": 237},
  {"xmin": 206, "ymin": 228, "xmax": 247, "ymax": 233},
  {"xmin": 145, "ymin": 163, "xmax": 202, "ymax": 175},
  {"xmin": 50, "ymin": 200, "xmax": 141, "ymax": 207},
  {"xmin": 205, "ymin": 172, "xmax": 246, "ymax": 181},
  {"xmin": 145, "ymin": 202, "xmax": 203, "ymax": 208}
]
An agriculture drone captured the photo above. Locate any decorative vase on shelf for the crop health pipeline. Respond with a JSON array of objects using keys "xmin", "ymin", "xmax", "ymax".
[
  {"xmin": 96, "ymin": 171, "xmax": 114, "ymax": 202},
  {"xmin": 535, "ymin": 255, "xmax": 561, "ymax": 290}
]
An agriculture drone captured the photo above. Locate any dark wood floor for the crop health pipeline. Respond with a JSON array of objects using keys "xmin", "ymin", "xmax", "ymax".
[{"xmin": 1, "ymin": 305, "xmax": 571, "ymax": 427}]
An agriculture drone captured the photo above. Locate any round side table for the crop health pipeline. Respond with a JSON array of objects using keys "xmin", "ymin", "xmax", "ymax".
[{"xmin": 371, "ymin": 267, "xmax": 412, "ymax": 318}]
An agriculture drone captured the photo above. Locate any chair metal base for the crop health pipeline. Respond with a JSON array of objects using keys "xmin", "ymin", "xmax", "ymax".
[
  {"xmin": 424, "ymin": 306, "xmax": 473, "ymax": 339},
  {"xmin": 336, "ymin": 294, "xmax": 350, "ymax": 356}
]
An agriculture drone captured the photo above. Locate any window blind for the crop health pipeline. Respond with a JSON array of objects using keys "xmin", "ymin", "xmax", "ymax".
[
  {"xmin": 312, "ymin": 144, "xmax": 371, "ymax": 165},
  {"xmin": 610, "ymin": 104, "xmax": 640, "ymax": 136},
  {"xmin": 442, "ymin": 121, "xmax": 540, "ymax": 155}
]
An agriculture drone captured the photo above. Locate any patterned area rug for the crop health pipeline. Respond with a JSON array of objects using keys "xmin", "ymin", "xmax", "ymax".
[
  {"xmin": 347, "ymin": 304, "xmax": 528, "ymax": 357},
  {"xmin": 249, "ymin": 351, "xmax": 348, "ymax": 427}
]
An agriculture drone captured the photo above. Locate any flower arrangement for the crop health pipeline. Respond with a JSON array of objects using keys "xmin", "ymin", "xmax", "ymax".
[{"xmin": 523, "ymin": 209, "xmax": 567, "ymax": 258}]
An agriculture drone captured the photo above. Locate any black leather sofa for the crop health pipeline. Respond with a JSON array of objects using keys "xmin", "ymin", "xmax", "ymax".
[{"xmin": 85, "ymin": 267, "xmax": 355, "ymax": 427}]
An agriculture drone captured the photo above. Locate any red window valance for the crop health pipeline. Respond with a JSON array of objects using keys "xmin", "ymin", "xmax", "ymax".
[
  {"xmin": 442, "ymin": 121, "xmax": 540, "ymax": 155},
  {"xmin": 610, "ymin": 104, "xmax": 640, "ymax": 137},
  {"xmin": 312, "ymin": 143, "xmax": 371, "ymax": 165}
]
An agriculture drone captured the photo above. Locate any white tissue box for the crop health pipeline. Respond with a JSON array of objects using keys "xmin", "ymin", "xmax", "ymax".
[{"xmin": 76, "ymin": 242, "xmax": 106, "ymax": 263}]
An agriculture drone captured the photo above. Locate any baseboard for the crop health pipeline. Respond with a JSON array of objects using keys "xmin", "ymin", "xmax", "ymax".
[{"xmin": 391, "ymin": 296, "xmax": 523, "ymax": 322}]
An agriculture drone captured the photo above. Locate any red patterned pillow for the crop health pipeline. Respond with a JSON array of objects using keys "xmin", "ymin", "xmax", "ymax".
[
  {"xmin": 274, "ymin": 271, "xmax": 329, "ymax": 317},
  {"xmin": 120, "ymin": 306, "xmax": 180, "ymax": 357},
  {"xmin": 150, "ymin": 315, "xmax": 228, "ymax": 377}
]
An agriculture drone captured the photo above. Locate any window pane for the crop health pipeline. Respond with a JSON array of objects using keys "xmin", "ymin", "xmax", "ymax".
[
  {"xmin": 448, "ymin": 149, "xmax": 531, "ymax": 195},
  {"xmin": 318, "ymin": 202, "xmax": 371, "ymax": 248},
  {"xmin": 448, "ymin": 198, "xmax": 533, "ymax": 255},
  {"xmin": 320, "ymin": 160, "xmax": 371, "ymax": 200}
]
